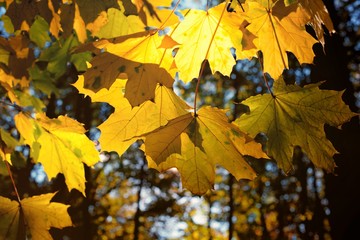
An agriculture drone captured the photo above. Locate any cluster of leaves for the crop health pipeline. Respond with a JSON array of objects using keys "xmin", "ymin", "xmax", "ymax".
[{"xmin": 0, "ymin": 0, "xmax": 358, "ymax": 238}]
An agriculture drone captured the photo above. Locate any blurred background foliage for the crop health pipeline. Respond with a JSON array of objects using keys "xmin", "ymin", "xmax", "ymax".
[{"xmin": 0, "ymin": 0, "xmax": 359, "ymax": 239}]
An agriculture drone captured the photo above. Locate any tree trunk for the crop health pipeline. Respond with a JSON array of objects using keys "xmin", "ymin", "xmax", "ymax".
[
  {"xmin": 314, "ymin": 1, "xmax": 360, "ymax": 239},
  {"xmin": 228, "ymin": 175, "xmax": 234, "ymax": 240}
]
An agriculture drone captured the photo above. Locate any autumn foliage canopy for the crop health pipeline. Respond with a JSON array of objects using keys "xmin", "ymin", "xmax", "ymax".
[{"xmin": 0, "ymin": 0, "xmax": 358, "ymax": 238}]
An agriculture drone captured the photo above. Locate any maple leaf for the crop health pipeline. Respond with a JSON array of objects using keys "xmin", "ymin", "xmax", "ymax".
[
  {"xmin": 73, "ymin": 3, "xmax": 87, "ymax": 43},
  {"xmin": 235, "ymin": 79, "xmax": 358, "ymax": 173},
  {"xmin": 91, "ymin": 8, "xmax": 145, "ymax": 38},
  {"xmin": 0, "ymin": 68, "xmax": 18, "ymax": 103},
  {"xmin": 98, "ymin": 84, "xmax": 188, "ymax": 156},
  {"xmin": 6, "ymin": 34, "xmax": 35, "ymax": 79},
  {"xmin": 154, "ymin": 84, "xmax": 190, "ymax": 121},
  {"xmin": 244, "ymin": 0, "xmax": 318, "ymax": 79},
  {"xmin": 171, "ymin": 3, "xmax": 252, "ymax": 83},
  {"xmin": 75, "ymin": 0, "xmax": 119, "ymax": 24},
  {"xmin": 29, "ymin": 16, "xmax": 51, "ymax": 48},
  {"xmin": 5, "ymin": 0, "xmax": 54, "ymax": 31},
  {"xmin": 48, "ymin": 0, "xmax": 61, "ymax": 38},
  {"xmin": 0, "ymin": 193, "xmax": 72, "ymax": 240},
  {"xmin": 82, "ymin": 51, "xmax": 174, "ymax": 106},
  {"xmin": 299, "ymin": 0, "xmax": 335, "ymax": 46},
  {"xmin": 129, "ymin": 0, "xmax": 179, "ymax": 28},
  {"xmin": 73, "ymin": 74, "xmax": 126, "ymax": 108},
  {"xmin": 14, "ymin": 113, "xmax": 99, "ymax": 195},
  {"xmin": 143, "ymin": 107, "xmax": 267, "ymax": 195},
  {"xmin": 98, "ymin": 99, "xmax": 166, "ymax": 156},
  {"xmin": 93, "ymin": 30, "xmax": 177, "ymax": 71},
  {"xmin": 38, "ymin": 34, "xmax": 91, "ymax": 80},
  {"xmin": 0, "ymin": 128, "xmax": 19, "ymax": 163}
]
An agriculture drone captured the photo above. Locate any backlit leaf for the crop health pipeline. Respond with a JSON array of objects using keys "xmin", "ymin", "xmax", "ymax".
[
  {"xmin": 29, "ymin": 15, "xmax": 51, "ymax": 48},
  {"xmin": 14, "ymin": 113, "xmax": 99, "ymax": 195},
  {"xmin": 235, "ymin": 79, "xmax": 358, "ymax": 173},
  {"xmin": 143, "ymin": 107, "xmax": 266, "ymax": 194},
  {"xmin": 98, "ymin": 84, "xmax": 189, "ymax": 155},
  {"xmin": 98, "ymin": 99, "xmax": 167, "ymax": 156},
  {"xmin": 0, "ymin": 128, "xmax": 19, "ymax": 163},
  {"xmin": 82, "ymin": 52, "xmax": 174, "ymax": 106},
  {"xmin": 73, "ymin": 74, "xmax": 126, "ymax": 108},
  {"xmin": 299, "ymin": 0, "xmax": 335, "ymax": 46},
  {"xmin": 94, "ymin": 8, "xmax": 145, "ymax": 38},
  {"xmin": 0, "ymin": 193, "xmax": 72, "ymax": 240},
  {"xmin": 130, "ymin": 0, "xmax": 179, "ymax": 28},
  {"xmin": 244, "ymin": 0, "xmax": 317, "ymax": 79},
  {"xmin": 171, "ymin": 5, "xmax": 235, "ymax": 83},
  {"xmin": 94, "ymin": 30, "xmax": 176, "ymax": 70}
]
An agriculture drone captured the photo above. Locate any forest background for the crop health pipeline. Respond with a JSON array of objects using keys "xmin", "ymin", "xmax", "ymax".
[{"xmin": 0, "ymin": 0, "xmax": 359, "ymax": 239}]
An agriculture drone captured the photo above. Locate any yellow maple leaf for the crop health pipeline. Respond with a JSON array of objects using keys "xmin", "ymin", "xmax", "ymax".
[
  {"xmin": 0, "ymin": 193, "xmax": 72, "ymax": 240},
  {"xmin": 79, "ymin": 27, "xmax": 178, "ymax": 106},
  {"xmin": 0, "ymin": 128, "xmax": 19, "ymax": 163},
  {"xmin": 86, "ymin": 11, "xmax": 109, "ymax": 36},
  {"xmin": 299, "ymin": 0, "xmax": 335, "ymax": 46},
  {"xmin": 171, "ymin": 5, "xmax": 234, "ymax": 83},
  {"xmin": 90, "ymin": 8, "xmax": 145, "ymax": 38},
  {"xmin": 154, "ymin": 84, "xmax": 190, "ymax": 121},
  {"xmin": 171, "ymin": 3, "xmax": 255, "ymax": 83},
  {"xmin": 73, "ymin": 74, "xmax": 126, "ymax": 108},
  {"xmin": 94, "ymin": 30, "xmax": 176, "ymax": 71},
  {"xmin": 244, "ymin": 0, "xmax": 318, "ymax": 79},
  {"xmin": 98, "ymin": 84, "xmax": 189, "ymax": 155},
  {"xmin": 143, "ymin": 107, "xmax": 267, "ymax": 195},
  {"xmin": 14, "ymin": 113, "xmax": 99, "ymax": 195},
  {"xmin": 82, "ymin": 52, "xmax": 174, "ymax": 106},
  {"xmin": 235, "ymin": 79, "xmax": 358, "ymax": 173},
  {"xmin": 130, "ymin": 0, "xmax": 179, "ymax": 28},
  {"xmin": 98, "ymin": 99, "xmax": 165, "ymax": 155},
  {"xmin": 48, "ymin": 0, "xmax": 62, "ymax": 38},
  {"xmin": 74, "ymin": 3, "xmax": 87, "ymax": 43},
  {"xmin": 0, "ymin": 68, "xmax": 18, "ymax": 103}
]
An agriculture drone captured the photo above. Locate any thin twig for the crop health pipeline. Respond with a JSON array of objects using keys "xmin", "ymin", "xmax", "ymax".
[{"xmin": 5, "ymin": 161, "xmax": 21, "ymax": 203}]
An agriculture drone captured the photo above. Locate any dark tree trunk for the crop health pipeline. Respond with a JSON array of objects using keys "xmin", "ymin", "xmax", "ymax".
[
  {"xmin": 258, "ymin": 180, "xmax": 270, "ymax": 240},
  {"xmin": 274, "ymin": 169, "xmax": 285, "ymax": 239},
  {"xmin": 207, "ymin": 197, "xmax": 213, "ymax": 240},
  {"xmin": 313, "ymin": 1, "xmax": 360, "ymax": 239},
  {"xmin": 293, "ymin": 147, "xmax": 310, "ymax": 239},
  {"xmin": 228, "ymin": 175, "xmax": 234, "ymax": 240},
  {"xmin": 134, "ymin": 156, "xmax": 146, "ymax": 240}
]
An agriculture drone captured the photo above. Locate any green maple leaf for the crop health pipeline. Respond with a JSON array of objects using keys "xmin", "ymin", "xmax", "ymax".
[{"xmin": 235, "ymin": 79, "xmax": 358, "ymax": 173}]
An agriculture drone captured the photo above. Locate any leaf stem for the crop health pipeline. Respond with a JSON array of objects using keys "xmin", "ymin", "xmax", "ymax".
[
  {"xmin": 194, "ymin": 60, "xmax": 208, "ymax": 116},
  {"xmin": 257, "ymin": 52, "xmax": 274, "ymax": 97},
  {"xmin": 5, "ymin": 161, "xmax": 22, "ymax": 203},
  {"xmin": 194, "ymin": 1, "xmax": 228, "ymax": 114}
]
